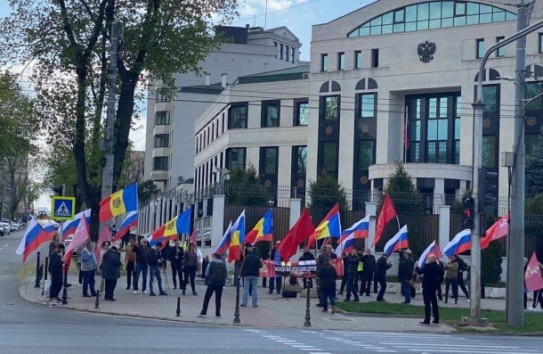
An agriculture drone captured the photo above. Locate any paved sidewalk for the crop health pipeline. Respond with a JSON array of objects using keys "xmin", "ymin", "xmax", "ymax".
[{"xmin": 19, "ymin": 274, "xmax": 505, "ymax": 333}]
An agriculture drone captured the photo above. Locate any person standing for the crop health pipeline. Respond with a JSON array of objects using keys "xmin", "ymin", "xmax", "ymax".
[
  {"xmin": 317, "ymin": 257, "xmax": 337, "ymax": 313},
  {"xmin": 241, "ymin": 247, "xmax": 262, "ymax": 308},
  {"xmin": 399, "ymin": 249, "xmax": 414, "ymax": 304},
  {"xmin": 444, "ymin": 255, "xmax": 459, "ymax": 304},
  {"xmin": 123, "ymin": 236, "xmax": 136, "ymax": 290},
  {"xmin": 133, "ymin": 238, "xmax": 150, "ymax": 294},
  {"xmin": 360, "ymin": 248, "xmax": 376, "ymax": 296},
  {"xmin": 344, "ymin": 249, "xmax": 360, "ymax": 302},
  {"xmin": 416, "ymin": 254, "xmax": 443, "ymax": 324},
  {"xmin": 147, "ymin": 242, "xmax": 167, "ymax": 296},
  {"xmin": 201, "ymin": 256, "xmax": 209, "ymax": 279},
  {"xmin": 101, "ymin": 246, "xmax": 122, "ymax": 301},
  {"xmin": 375, "ymin": 254, "xmax": 392, "ymax": 302},
  {"xmin": 298, "ymin": 246, "xmax": 316, "ymax": 289},
  {"xmin": 268, "ymin": 241, "xmax": 282, "ymax": 295},
  {"xmin": 183, "ymin": 243, "xmax": 198, "ymax": 296},
  {"xmin": 80, "ymin": 240, "xmax": 97, "ymax": 297},
  {"xmin": 338, "ymin": 252, "xmax": 348, "ymax": 296},
  {"xmin": 199, "ymin": 253, "xmax": 227, "ymax": 318},
  {"xmin": 48, "ymin": 243, "xmax": 65, "ymax": 307},
  {"xmin": 456, "ymin": 255, "xmax": 470, "ymax": 300},
  {"xmin": 168, "ymin": 239, "xmax": 184, "ymax": 290}
]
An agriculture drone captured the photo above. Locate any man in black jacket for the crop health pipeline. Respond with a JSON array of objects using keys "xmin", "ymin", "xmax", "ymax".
[
  {"xmin": 168, "ymin": 239, "xmax": 184, "ymax": 290},
  {"xmin": 399, "ymin": 249, "xmax": 415, "ymax": 304},
  {"xmin": 147, "ymin": 242, "xmax": 167, "ymax": 296},
  {"xmin": 298, "ymin": 246, "xmax": 315, "ymax": 289},
  {"xmin": 269, "ymin": 241, "xmax": 282, "ymax": 294},
  {"xmin": 375, "ymin": 254, "xmax": 392, "ymax": 302},
  {"xmin": 241, "ymin": 247, "xmax": 262, "ymax": 307},
  {"xmin": 344, "ymin": 249, "xmax": 360, "ymax": 302},
  {"xmin": 416, "ymin": 254, "xmax": 444, "ymax": 324},
  {"xmin": 133, "ymin": 238, "xmax": 150, "ymax": 294},
  {"xmin": 48, "ymin": 243, "xmax": 65, "ymax": 307},
  {"xmin": 360, "ymin": 248, "xmax": 376, "ymax": 296}
]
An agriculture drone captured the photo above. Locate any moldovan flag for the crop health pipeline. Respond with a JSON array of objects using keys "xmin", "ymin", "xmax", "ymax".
[
  {"xmin": 307, "ymin": 204, "xmax": 341, "ymax": 248},
  {"xmin": 481, "ymin": 214, "xmax": 508, "ymax": 250},
  {"xmin": 277, "ymin": 209, "xmax": 314, "ymax": 261},
  {"xmin": 443, "ymin": 229, "xmax": 471, "ymax": 258},
  {"xmin": 525, "ymin": 252, "xmax": 543, "ymax": 292},
  {"xmin": 228, "ymin": 210, "xmax": 246, "ymax": 263},
  {"xmin": 63, "ymin": 215, "xmax": 90, "ymax": 261},
  {"xmin": 245, "ymin": 209, "xmax": 273, "ymax": 245},
  {"xmin": 16, "ymin": 219, "xmax": 51, "ymax": 263},
  {"xmin": 372, "ymin": 194, "xmax": 398, "ymax": 247},
  {"xmin": 417, "ymin": 240, "xmax": 443, "ymax": 269},
  {"xmin": 383, "ymin": 224, "xmax": 409, "ymax": 255},
  {"xmin": 99, "ymin": 183, "xmax": 138, "ymax": 222}
]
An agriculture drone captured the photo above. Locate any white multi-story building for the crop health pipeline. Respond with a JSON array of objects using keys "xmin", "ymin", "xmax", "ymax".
[
  {"xmin": 194, "ymin": 0, "xmax": 543, "ymax": 212},
  {"xmin": 144, "ymin": 25, "xmax": 303, "ymax": 194}
]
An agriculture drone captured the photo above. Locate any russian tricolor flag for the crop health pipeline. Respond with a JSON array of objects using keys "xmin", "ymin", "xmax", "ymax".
[
  {"xmin": 16, "ymin": 219, "xmax": 51, "ymax": 262},
  {"xmin": 41, "ymin": 220, "xmax": 58, "ymax": 238},
  {"xmin": 340, "ymin": 215, "xmax": 370, "ymax": 242},
  {"xmin": 114, "ymin": 211, "xmax": 138, "ymax": 242},
  {"xmin": 334, "ymin": 233, "xmax": 356, "ymax": 258},
  {"xmin": 443, "ymin": 229, "xmax": 471, "ymax": 258},
  {"xmin": 417, "ymin": 241, "xmax": 443, "ymax": 268},
  {"xmin": 213, "ymin": 221, "xmax": 233, "ymax": 255},
  {"xmin": 383, "ymin": 225, "xmax": 409, "ymax": 255},
  {"xmin": 62, "ymin": 209, "xmax": 91, "ymax": 241}
]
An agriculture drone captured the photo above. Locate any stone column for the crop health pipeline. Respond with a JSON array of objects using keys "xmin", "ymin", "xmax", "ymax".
[
  {"xmin": 438, "ymin": 205, "xmax": 451, "ymax": 251},
  {"xmin": 365, "ymin": 202, "xmax": 377, "ymax": 251},
  {"xmin": 289, "ymin": 198, "xmax": 302, "ymax": 228},
  {"xmin": 211, "ymin": 195, "xmax": 225, "ymax": 249}
]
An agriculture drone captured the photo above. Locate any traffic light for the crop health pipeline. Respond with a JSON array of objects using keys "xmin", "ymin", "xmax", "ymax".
[
  {"xmin": 52, "ymin": 185, "xmax": 65, "ymax": 196},
  {"xmin": 478, "ymin": 168, "xmax": 498, "ymax": 212},
  {"xmin": 463, "ymin": 197, "xmax": 474, "ymax": 229}
]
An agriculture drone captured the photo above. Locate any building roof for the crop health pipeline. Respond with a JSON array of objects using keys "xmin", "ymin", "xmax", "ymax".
[
  {"xmin": 179, "ymin": 83, "xmax": 224, "ymax": 94},
  {"xmin": 237, "ymin": 64, "xmax": 310, "ymax": 84}
]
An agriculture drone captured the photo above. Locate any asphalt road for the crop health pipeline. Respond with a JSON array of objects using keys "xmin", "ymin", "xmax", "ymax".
[{"xmin": 1, "ymin": 230, "xmax": 543, "ymax": 354}]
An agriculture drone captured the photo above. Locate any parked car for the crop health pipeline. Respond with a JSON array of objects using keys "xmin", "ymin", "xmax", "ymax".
[
  {"xmin": 9, "ymin": 222, "xmax": 19, "ymax": 232},
  {"xmin": 0, "ymin": 222, "xmax": 10, "ymax": 236}
]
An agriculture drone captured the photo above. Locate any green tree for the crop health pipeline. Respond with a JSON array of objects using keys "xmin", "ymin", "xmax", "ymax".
[
  {"xmin": 307, "ymin": 171, "xmax": 348, "ymax": 215},
  {"xmin": 138, "ymin": 180, "xmax": 160, "ymax": 205},
  {"xmin": 0, "ymin": 0, "xmax": 238, "ymax": 235},
  {"xmin": 384, "ymin": 163, "xmax": 424, "ymax": 213},
  {"xmin": 224, "ymin": 165, "xmax": 269, "ymax": 206},
  {"xmin": 481, "ymin": 240, "xmax": 503, "ymax": 284}
]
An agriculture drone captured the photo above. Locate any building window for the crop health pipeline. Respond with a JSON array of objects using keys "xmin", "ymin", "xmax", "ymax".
[
  {"xmin": 539, "ymin": 33, "xmax": 543, "ymax": 53},
  {"xmin": 294, "ymin": 99, "xmax": 309, "ymax": 126},
  {"xmin": 338, "ymin": 52, "xmax": 345, "ymax": 70},
  {"xmin": 348, "ymin": 1, "xmax": 516, "ymax": 37},
  {"xmin": 280, "ymin": 43, "xmax": 284, "ymax": 60},
  {"xmin": 154, "ymin": 134, "xmax": 170, "ymax": 148},
  {"xmin": 291, "ymin": 47, "xmax": 295, "ymax": 63},
  {"xmin": 482, "ymin": 136, "xmax": 497, "ymax": 168},
  {"xmin": 526, "ymin": 82, "xmax": 543, "ymax": 110},
  {"xmin": 354, "ymin": 50, "xmax": 362, "ymax": 69},
  {"xmin": 321, "ymin": 54, "xmax": 329, "ymax": 72},
  {"xmin": 286, "ymin": 46, "xmax": 290, "ymax": 62},
  {"xmin": 496, "ymin": 36, "xmax": 505, "ymax": 57},
  {"xmin": 153, "ymin": 156, "xmax": 168, "ymax": 170},
  {"xmin": 357, "ymin": 140, "xmax": 375, "ymax": 171},
  {"xmin": 261, "ymin": 100, "xmax": 280, "ymax": 128},
  {"xmin": 371, "ymin": 49, "xmax": 379, "ymax": 68},
  {"xmin": 226, "ymin": 148, "xmax": 246, "ymax": 171},
  {"xmin": 293, "ymin": 146, "xmax": 307, "ymax": 174},
  {"xmin": 155, "ymin": 111, "xmax": 170, "ymax": 125},
  {"xmin": 322, "ymin": 96, "xmax": 339, "ymax": 121},
  {"xmin": 476, "ymin": 38, "xmax": 484, "ymax": 59},
  {"xmin": 274, "ymin": 42, "xmax": 278, "ymax": 58},
  {"xmin": 320, "ymin": 141, "xmax": 338, "ymax": 177},
  {"xmin": 260, "ymin": 147, "xmax": 278, "ymax": 175},
  {"xmin": 359, "ymin": 93, "xmax": 376, "ymax": 118},
  {"xmin": 228, "ymin": 103, "xmax": 248, "ymax": 129}
]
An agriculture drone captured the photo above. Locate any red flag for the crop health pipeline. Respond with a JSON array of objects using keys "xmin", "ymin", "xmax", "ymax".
[
  {"xmin": 481, "ymin": 214, "xmax": 508, "ymax": 250},
  {"xmin": 189, "ymin": 228, "xmax": 197, "ymax": 244},
  {"xmin": 372, "ymin": 194, "xmax": 398, "ymax": 247},
  {"xmin": 277, "ymin": 209, "xmax": 314, "ymax": 261},
  {"xmin": 525, "ymin": 252, "xmax": 543, "ymax": 292}
]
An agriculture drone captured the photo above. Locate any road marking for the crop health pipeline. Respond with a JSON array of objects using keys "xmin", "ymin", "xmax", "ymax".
[{"xmin": 0, "ymin": 244, "xmax": 9, "ymax": 249}]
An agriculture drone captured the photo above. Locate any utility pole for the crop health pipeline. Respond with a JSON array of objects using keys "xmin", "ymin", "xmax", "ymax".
[
  {"xmin": 101, "ymin": 20, "xmax": 120, "ymax": 231},
  {"xmin": 507, "ymin": 0, "xmax": 527, "ymax": 327}
]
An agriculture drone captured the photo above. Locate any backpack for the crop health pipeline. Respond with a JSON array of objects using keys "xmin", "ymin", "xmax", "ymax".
[{"xmin": 210, "ymin": 262, "xmax": 227, "ymax": 284}]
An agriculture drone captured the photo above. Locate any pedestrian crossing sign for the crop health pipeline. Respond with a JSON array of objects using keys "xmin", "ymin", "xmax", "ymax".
[{"xmin": 51, "ymin": 196, "xmax": 76, "ymax": 221}]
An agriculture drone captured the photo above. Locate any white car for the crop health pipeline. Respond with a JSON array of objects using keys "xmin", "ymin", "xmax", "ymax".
[{"xmin": 0, "ymin": 222, "xmax": 10, "ymax": 236}]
